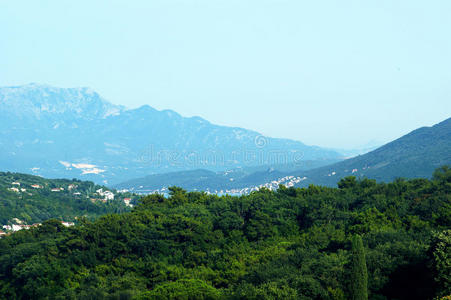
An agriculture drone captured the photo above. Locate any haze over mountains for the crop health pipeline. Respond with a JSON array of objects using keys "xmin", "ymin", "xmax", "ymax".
[
  {"xmin": 2, "ymin": 83, "xmax": 449, "ymax": 192},
  {"xmin": 297, "ymin": 117, "xmax": 451, "ymax": 186},
  {"xmin": 0, "ymin": 84, "xmax": 343, "ymax": 185},
  {"xmin": 113, "ymin": 160, "xmax": 337, "ymax": 194},
  {"xmin": 116, "ymin": 117, "xmax": 451, "ymax": 193}
]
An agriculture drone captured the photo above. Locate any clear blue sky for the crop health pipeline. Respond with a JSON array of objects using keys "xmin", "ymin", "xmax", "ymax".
[{"xmin": 1, "ymin": 0, "xmax": 450, "ymax": 148}]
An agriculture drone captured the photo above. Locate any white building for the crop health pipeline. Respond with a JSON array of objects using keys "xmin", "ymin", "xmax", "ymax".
[
  {"xmin": 96, "ymin": 188, "xmax": 115, "ymax": 201},
  {"xmin": 11, "ymin": 224, "xmax": 31, "ymax": 231},
  {"xmin": 61, "ymin": 222, "xmax": 75, "ymax": 227},
  {"xmin": 103, "ymin": 191, "xmax": 115, "ymax": 200},
  {"xmin": 123, "ymin": 198, "xmax": 133, "ymax": 207}
]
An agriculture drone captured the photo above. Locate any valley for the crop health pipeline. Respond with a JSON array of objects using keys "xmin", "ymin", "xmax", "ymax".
[{"xmin": 2, "ymin": 2, "xmax": 450, "ymax": 298}]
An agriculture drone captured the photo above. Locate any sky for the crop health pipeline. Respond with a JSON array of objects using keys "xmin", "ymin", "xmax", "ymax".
[{"xmin": 1, "ymin": 0, "xmax": 450, "ymax": 149}]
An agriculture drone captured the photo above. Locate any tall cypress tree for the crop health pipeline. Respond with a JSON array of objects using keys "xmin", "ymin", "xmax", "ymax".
[{"xmin": 350, "ymin": 235, "xmax": 368, "ymax": 300}]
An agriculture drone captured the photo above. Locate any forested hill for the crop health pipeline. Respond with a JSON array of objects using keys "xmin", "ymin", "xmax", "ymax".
[
  {"xmin": 297, "ymin": 117, "xmax": 451, "ymax": 186},
  {"xmin": 0, "ymin": 172, "xmax": 129, "ymax": 225},
  {"xmin": 0, "ymin": 167, "xmax": 449, "ymax": 299}
]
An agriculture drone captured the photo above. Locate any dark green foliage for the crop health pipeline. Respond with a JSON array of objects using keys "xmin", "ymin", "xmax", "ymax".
[
  {"xmin": 0, "ymin": 167, "xmax": 449, "ymax": 299},
  {"xmin": 431, "ymin": 230, "xmax": 451, "ymax": 297},
  {"xmin": 140, "ymin": 279, "xmax": 221, "ymax": 300},
  {"xmin": 350, "ymin": 235, "xmax": 368, "ymax": 300}
]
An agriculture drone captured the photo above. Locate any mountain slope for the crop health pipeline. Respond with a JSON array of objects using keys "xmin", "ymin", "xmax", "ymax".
[
  {"xmin": 296, "ymin": 117, "xmax": 451, "ymax": 186},
  {"xmin": 114, "ymin": 159, "xmax": 339, "ymax": 193},
  {"xmin": 0, "ymin": 172, "xmax": 129, "ymax": 225},
  {"xmin": 0, "ymin": 84, "xmax": 342, "ymax": 184},
  {"xmin": 116, "ymin": 117, "xmax": 451, "ymax": 193}
]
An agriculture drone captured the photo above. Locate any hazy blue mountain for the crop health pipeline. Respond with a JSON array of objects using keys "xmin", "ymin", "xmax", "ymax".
[
  {"xmin": 329, "ymin": 140, "xmax": 383, "ymax": 158},
  {"xmin": 295, "ymin": 117, "xmax": 451, "ymax": 186},
  {"xmin": 0, "ymin": 84, "xmax": 342, "ymax": 184},
  {"xmin": 116, "ymin": 118, "xmax": 451, "ymax": 193}
]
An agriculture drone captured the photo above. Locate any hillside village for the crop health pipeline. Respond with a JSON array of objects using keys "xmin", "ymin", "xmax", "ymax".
[
  {"xmin": 0, "ymin": 220, "xmax": 75, "ymax": 238},
  {"xmin": 1, "ymin": 170, "xmax": 340, "ymax": 234},
  {"xmin": 0, "ymin": 173, "xmax": 139, "ymax": 232},
  {"xmin": 3, "ymin": 176, "xmax": 136, "ymax": 204},
  {"xmin": 0, "ymin": 213, "xmax": 77, "ymax": 238},
  {"xmin": 124, "ymin": 175, "xmax": 309, "ymax": 196},
  {"xmin": 214, "ymin": 175, "xmax": 308, "ymax": 195}
]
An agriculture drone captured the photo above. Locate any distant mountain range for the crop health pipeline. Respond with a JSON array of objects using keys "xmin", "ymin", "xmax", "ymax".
[
  {"xmin": 0, "ymin": 84, "xmax": 343, "ymax": 184},
  {"xmin": 116, "ymin": 117, "xmax": 451, "ymax": 193},
  {"xmin": 113, "ymin": 159, "xmax": 340, "ymax": 193}
]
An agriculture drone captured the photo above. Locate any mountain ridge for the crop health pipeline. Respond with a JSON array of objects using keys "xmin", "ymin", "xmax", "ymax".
[
  {"xmin": 293, "ymin": 117, "xmax": 451, "ymax": 186},
  {"xmin": 113, "ymin": 159, "xmax": 340, "ymax": 194},
  {"xmin": 115, "ymin": 117, "xmax": 451, "ymax": 193},
  {"xmin": 0, "ymin": 83, "xmax": 124, "ymax": 120},
  {"xmin": 0, "ymin": 83, "xmax": 342, "ymax": 184}
]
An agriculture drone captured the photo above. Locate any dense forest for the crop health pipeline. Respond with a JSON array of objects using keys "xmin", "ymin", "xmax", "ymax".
[
  {"xmin": 0, "ymin": 172, "xmax": 129, "ymax": 224},
  {"xmin": 0, "ymin": 167, "xmax": 450, "ymax": 299}
]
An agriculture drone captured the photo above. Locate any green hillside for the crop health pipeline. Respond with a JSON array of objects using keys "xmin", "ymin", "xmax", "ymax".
[
  {"xmin": 0, "ymin": 172, "xmax": 130, "ymax": 225},
  {"xmin": 0, "ymin": 168, "xmax": 449, "ymax": 299},
  {"xmin": 297, "ymin": 117, "xmax": 451, "ymax": 187}
]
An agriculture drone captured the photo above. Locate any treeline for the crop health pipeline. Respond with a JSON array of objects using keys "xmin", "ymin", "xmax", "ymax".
[{"xmin": 0, "ymin": 167, "xmax": 450, "ymax": 299}]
